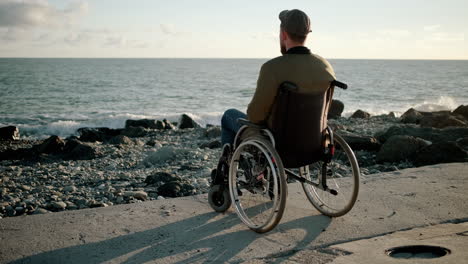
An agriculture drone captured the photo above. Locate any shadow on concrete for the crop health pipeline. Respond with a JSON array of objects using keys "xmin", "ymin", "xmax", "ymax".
[{"xmin": 10, "ymin": 210, "xmax": 331, "ymax": 264}]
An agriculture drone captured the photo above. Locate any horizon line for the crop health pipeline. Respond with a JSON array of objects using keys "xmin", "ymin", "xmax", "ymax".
[{"xmin": 1, "ymin": 57, "xmax": 468, "ymax": 61}]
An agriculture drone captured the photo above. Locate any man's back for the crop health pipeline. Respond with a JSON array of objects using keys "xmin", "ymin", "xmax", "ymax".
[{"xmin": 247, "ymin": 46, "xmax": 336, "ymax": 127}]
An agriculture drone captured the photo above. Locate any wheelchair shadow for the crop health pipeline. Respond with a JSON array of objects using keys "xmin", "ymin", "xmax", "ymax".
[{"xmin": 10, "ymin": 209, "xmax": 331, "ymax": 264}]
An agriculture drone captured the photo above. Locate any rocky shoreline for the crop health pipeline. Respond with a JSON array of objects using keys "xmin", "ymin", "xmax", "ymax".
[{"xmin": 1, "ymin": 104, "xmax": 468, "ymax": 219}]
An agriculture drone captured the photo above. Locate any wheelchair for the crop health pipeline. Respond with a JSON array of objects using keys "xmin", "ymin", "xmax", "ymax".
[{"xmin": 208, "ymin": 80, "xmax": 360, "ymax": 233}]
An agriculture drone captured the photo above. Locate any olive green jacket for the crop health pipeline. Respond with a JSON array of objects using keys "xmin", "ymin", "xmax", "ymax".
[{"xmin": 247, "ymin": 51, "xmax": 336, "ymax": 127}]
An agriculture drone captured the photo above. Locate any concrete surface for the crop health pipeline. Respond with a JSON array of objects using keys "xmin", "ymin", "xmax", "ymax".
[{"xmin": 0, "ymin": 162, "xmax": 467, "ymax": 264}]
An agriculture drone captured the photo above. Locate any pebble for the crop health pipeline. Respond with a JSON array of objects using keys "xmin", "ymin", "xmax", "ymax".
[
  {"xmin": 63, "ymin": 186, "xmax": 77, "ymax": 193},
  {"xmin": 51, "ymin": 201, "xmax": 67, "ymax": 210}
]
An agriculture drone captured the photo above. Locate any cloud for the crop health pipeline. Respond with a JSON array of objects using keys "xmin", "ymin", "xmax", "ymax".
[
  {"xmin": 428, "ymin": 32, "xmax": 465, "ymax": 42},
  {"xmin": 0, "ymin": 0, "xmax": 88, "ymax": 29},
  {"xmin": 377, "ymin": 29, "xmax": 411, "ymax": 38},
  {"xmin": 104, "ymin": 35, "xmax": 149, "ymax": 48},
  {"xmin": 424, "ymin": 24, "xmax": 441, "ymax": 32},
  {"xmin": 159, "ymin": 23, "xmax": 186, "ymax": 36},
  {"xmin": 64, "ymin": 32, "xmax": 91, "ymax": 46}
]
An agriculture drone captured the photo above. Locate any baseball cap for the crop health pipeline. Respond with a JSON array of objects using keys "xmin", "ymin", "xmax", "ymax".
[{"xmin": 279, "ymin": 9, "xmax": 312, "ymax": 37}]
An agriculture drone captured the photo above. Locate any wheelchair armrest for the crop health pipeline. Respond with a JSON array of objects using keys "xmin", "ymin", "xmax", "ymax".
[{"xmin": 237, "ymin": 118, "xmax": 267, "ymax": 130}]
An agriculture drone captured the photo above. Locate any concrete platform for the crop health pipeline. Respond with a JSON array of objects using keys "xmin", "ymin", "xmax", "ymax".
[{"xmin": 0, "ymin": 162, "xmax": 467, "ymax": 263}]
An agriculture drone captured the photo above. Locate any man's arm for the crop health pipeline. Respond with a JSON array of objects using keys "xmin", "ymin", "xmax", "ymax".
[{"xmin": 247, "ymin": 63, "xmax": 278, "ymax": 124}]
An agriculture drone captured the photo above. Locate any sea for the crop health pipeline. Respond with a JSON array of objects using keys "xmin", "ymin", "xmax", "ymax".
[{"xmin": 1, "ymin": 58, "xmax": 468, "ymax": 139}]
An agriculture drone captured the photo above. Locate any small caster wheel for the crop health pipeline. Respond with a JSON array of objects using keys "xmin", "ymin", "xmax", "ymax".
[{"xmin": 208, "ymin": 184, "xmax": 231, "ymax": 212}]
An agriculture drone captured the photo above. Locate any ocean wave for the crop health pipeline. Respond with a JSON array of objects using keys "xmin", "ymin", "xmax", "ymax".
[{"xmin": 16, "ymin": 112, "xmax": 224, "ymax": 139}]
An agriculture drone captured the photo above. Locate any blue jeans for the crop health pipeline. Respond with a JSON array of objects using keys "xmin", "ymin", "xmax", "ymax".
[{"xmin": 221, "ymin": 108, "xmax": 247, "ymax": 145}]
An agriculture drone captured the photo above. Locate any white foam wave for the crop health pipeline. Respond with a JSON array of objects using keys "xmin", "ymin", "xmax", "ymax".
[{"xmin": 413, "ymin": 96, "xmax": 459, "ymax": 112}]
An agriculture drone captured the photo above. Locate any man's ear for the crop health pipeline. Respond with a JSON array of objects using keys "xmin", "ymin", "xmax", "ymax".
[{"xmin": 280, "ymin": 29, "xmax": 287, "ymax": 41}]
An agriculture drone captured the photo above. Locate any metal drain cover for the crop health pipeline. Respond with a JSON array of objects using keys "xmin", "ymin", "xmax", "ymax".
[{"xmin": 386, "ymin": 245, "xmax": 451, "ymax": 259}]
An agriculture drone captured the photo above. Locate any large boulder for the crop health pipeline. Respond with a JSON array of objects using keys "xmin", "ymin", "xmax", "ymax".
[
  {"xmin": 121, "ymin": 126, "xmax": 147, "ymax": 137},
  {"xmin": 77, "ymin": 127, "xmax": 122, "ymax": 142},
  {"xmin": 199, "ymin": 139, "xmax": 222, "ymax": 149},
  {"xmin": 376, "ymin": 135, "xmax": 431, "ymax": 163},
  {"xmin": 328, "ymin": 100, "xmax": 344, "ymax": 119},
  {"xmin": 350, "ymin": 109, "xmax": 371, "ymax": 119},
  {"xmin": 62, "ymin": 139, "xmax": 98, "ymax": 160},
  {"xmin": 179, "ymin": 114, "xmax": 201, "ymax": 129},
  {"xmin": 145, "ymin": 172, "xmax": 182, "ymax": 186},
  {"xmin": 456, "ymin": 137, "xmax": 468, "ymax": 151},
  {"xmin": 108, "ymin": 135, "xmax": 133, "ymax": 145},
  {"xmin": 0, "ymin": 126, "xmax": 20, "ymax": 141},
  {"xmin": 338, "ymin": 132, "xmax": 381, "ymax": 151},
  {"xmin": 453, "ymin": 105, "xmax": 468, "ymax": 121},
  {"xmin": 157, "ymin": 181, "xmax": 195, "ymax": 198},
  {"xmin": 400, "ymin": 108, "xmax": 424, "ymax": 124},
  {"xmin": 33, "ymin": 135, "xmax": 65, "ymax": 154},
  {"xmin": 375, "ymin": 125, "xmax": 468, "ymax": 144},
  {"xmin": 420, "ymin": 113, "xmax": 467, "ymax": 128},
  {"xmin": 413, "ymin": 141, "xmax": 468, "ymax": 166},
  {"xmin": 125, "ymin": 119, "xmax": 159, "ymax": 129}
]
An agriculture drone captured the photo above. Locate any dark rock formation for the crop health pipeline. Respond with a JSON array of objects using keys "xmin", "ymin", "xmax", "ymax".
[
  {"xmin": 125, "ymin": 119, "xmax": 159, "ymax": 129},
  {"xmin": 420, "ymin": 113, "xmax": 467, "ymax": 128},
  {"xmin": 157, "ymin": 181, "xmax": 195, "ymax": 198},
  {"xmin": 145, "ymin": 172, "xmax": 182, "ymax": 186},
  {"xmin": 121, "ymin": 126, "xmax": 146, "ymax": 137},
  {"xmin": 413, "ymin": 141, "xmax": 468, "ymax": 166},
  {"xmin": 108, "ymin": 135, "xmax": 133, "ymax": 145},
  {"xmin": 350, "ymin": 109, "xmax": 371, "ymax": 119},
  {"xmin": 453, "ymin": 105, "xmax": 468, "ymax": 120},
  {"xmin": 179, "ymin": 114, "xmax": 201, "ymax": 129},
  {"xmin": 205, "ymin": 127, "xmax": 222, "ymax": 138},
  {"xmin": 77, "ymin": 127, "xmax": 122, "ymax": 142},
  {"xmin": 375, "ymin": 125, "xmax": 468, "ymax": 144},
  {"xmin": 33, "ymin": 136, "xmax": 65, "ymax": 154},
  {"xmin": 377, "ymin": 135, "xmax": 431, "ymax": 163},
  {"xmin": 0, "ymin": 126, "xmax": 20, "ymax": 141},
  {"xmin": 62, "ymin": 139, "xmax": 98, "ymax": 160},
  {"xmin": 339, "ymin": 133, "xmax": 381, "ymax": 151},
  {"xmin": 400, "ymin": 108, "xmax": 424, "ymax": 124},
  {"xmin": 328, "ymin": 100, "xmax": 344, "ymax": 119}
]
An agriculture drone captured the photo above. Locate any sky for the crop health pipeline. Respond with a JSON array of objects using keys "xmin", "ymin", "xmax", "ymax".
[{"xmin": 0, "ymin": 0, "xmax": 467, "ymax": 59}]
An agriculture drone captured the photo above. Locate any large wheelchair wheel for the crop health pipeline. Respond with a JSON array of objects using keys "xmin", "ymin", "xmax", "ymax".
[
  {"xmin": 229, "ymin": 137, "xmax": 287, "ymax": 233},
  {"xmin": 301, "ymin": 134, "xmax": 360, "ymax": 217}
]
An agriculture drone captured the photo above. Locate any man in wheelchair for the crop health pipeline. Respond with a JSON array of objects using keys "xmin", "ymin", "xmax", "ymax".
[
  {"xmin": 212, "ymin": 9, "xmax": 337, "ymax": 187},
  {"xmin": 209, "ymin": 10, "xmax": 358, "ymax": 233}
]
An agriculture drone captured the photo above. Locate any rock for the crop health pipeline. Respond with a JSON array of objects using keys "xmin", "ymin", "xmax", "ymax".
[
  {"xmin": 350, "ymin": 109, "xmax": 371, "ymax": 119},
  {"xmin": 63, "ymin": 186, "xmax": 77, "ymax": 193},
  {"xmin": 338, "ymin": 132, "xmax": 381, "ymax": 151},
  {"xmin": 375, "ymin": 125, "xmax": 468, "ymax": 144},
  {"xmin": 179, "ymin": 114, "xmax": 201, "ymax": 129},
  {"xmin": 125, "ymin": 119, "xmax": 159, "ymax": 129},
  {"xmin": 50, "ymin": 201, "xmax": 67, "ymax": 210},
  {"xmin": 89, "ymin": 201, "xmax": 107, "ymax": 208},
  {"xmin": 143, "ymin": 146, "xmax": 186, "ymax": 166},
  {"xmin": 163, "ymin": 119, "xmax": 175, "ymax": 130},
  {"xmin": 5, "ymin": 205, "xmax": 15, "ymax": 217},
  {"xmin": 108, "ymin": 135, "xmax": 133, "ymax": 145},
  {"xmin": 133, "ymin": 191, "xmax": 148, "ymax": 201},
  {"xmin": 121, "ymin": 126, "xmax": 147, "ymax": 137},
  {"xmin": 19, "ymin": 185, "xmax": 31, "ymax": 191},
  {"xmin": 377, "ymin": 135, "xmax": 431, "ymax": 163},
  {"xmin": 77, "ymin": 127, "xmax": 122, "ymax": 142},
  {"xmin": 328, "ymin": 100, "xmax": 344, "ymax": 119},
  {"xmin": 145, "ymin": 172, "xmax": 181, "ymax": 186},
  {"xmin": 157, "ymin": 181, "xmax": 194, "ymax": 198},
  {"xmin": 205, "ymin": 127, "xmax": 222, "ymax": 138},
  {"xmin": 199, "ymin": 140, "xmax": 222, "ymax": 149},
  {"xmin": 62, "ymin": 139, "xmax": 98, "ymax": 160},
  {"xmin": 15, "ymin": 206, "xmax": 25, "ymax": 215},
  {"xmin": 456, "ymin": 137, "xmax": 468, "ymax": 151},
  {"xmin": 122, "ymin": 191, "xmax": 147, "ymax": 201},
  {"xmin": 33, "ymin": 135, "xmax": 65, "ymax": 154},
  {"xmin": 400, "ymin": 108, "xmax": 424, "ymax": 124},
  {"xmin": 453, "ymin": 105, "xmax": 468, "ymax": 120},
  {"xmin": 155, "ymin": 120, "xmax": 165, "ymax": 129},
  {"xmin": 32, "ymin": 208, "xmax": 50, "ymax": 215},
  {"xmin": 413, "ymin": 141, "xmax": 468, "ymax": 166},
  {"xmin": 0, "ymin": 126, "xmax": 20, "ymax": 140},
  {"xmin": 420, "ymin": 113, "xmax": 467, "ymax": 128}
]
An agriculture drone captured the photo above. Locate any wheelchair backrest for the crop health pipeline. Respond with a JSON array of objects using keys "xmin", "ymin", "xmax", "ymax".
[{"xmin": 270, "ymin": 81, "xmax": 334, "ymax": 168}]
